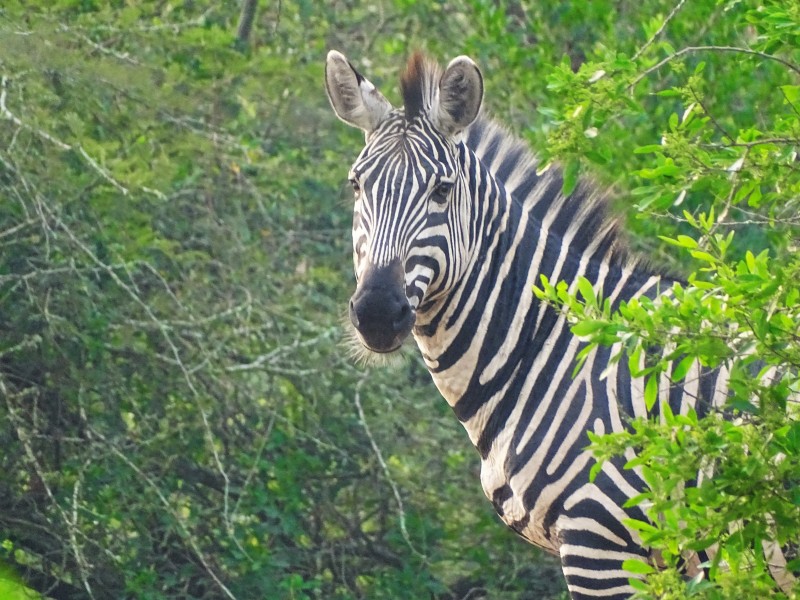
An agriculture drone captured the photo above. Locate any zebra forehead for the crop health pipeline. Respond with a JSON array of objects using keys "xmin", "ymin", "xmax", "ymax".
[
  {"xmin": 358, "ymin": 153, "xmax": 434, "ymax": 191},
  {"xmin": 357, "ymin": 117, "xmax": 454, "ymax": 176}
]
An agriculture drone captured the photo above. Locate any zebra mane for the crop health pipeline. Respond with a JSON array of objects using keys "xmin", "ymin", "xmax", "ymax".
[
  {"xmin": 400, "ymin": 52, "xmax": 441, "ymax": 122},
  {"xmin": 397, "ymin": 52, "xmax": 630, "ymax": 266},
  {"xmin": 464, "ymin": 115, "xmax": 631, "ymax": 267}
]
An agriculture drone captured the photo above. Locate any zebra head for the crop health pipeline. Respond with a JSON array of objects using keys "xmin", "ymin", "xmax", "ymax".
[{"xmin": 325, "ymin": 51, "xmax": 483, "ymax": 354}]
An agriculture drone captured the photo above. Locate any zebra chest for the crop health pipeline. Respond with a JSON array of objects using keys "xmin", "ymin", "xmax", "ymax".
[
  {"xmin": 479, "ymin": 440, "xmax": 562, "ymax": 555},
  {"xmin": 420, "ymin": 340, "xmax": 577, "ymax": 555},
  {"xmin": 480, "ymin": 459, "xmax": 560, "ymax": 554}
]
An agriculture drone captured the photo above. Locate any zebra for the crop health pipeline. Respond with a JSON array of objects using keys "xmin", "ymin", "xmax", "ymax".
[{"xmin": 324, "ymin": 51, "xmax": 795, "ymax": 599}]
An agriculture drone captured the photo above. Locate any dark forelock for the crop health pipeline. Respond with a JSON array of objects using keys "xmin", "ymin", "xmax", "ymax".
[{"xmin": 400, "ymin": 52, "xmax": 440, "ymax": 122}]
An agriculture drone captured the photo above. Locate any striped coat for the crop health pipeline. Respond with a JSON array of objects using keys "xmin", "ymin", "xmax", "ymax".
[{"xmin": 325, "ymin": 51, "xmax": 794, "ymax": 598}]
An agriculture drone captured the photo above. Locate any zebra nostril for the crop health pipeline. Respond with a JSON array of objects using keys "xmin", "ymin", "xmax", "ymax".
[
  {"xmin": 349, "ymin": 299, "xmax": 359, "ymax": 328},
  {"xmin": 392, "ymin": 302, "xmax": 412, "ymax": 334}
]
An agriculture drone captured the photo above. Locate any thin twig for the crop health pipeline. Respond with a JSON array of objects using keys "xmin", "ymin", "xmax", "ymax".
[
  {"xmin": 702, "ymin": 147, "xmax": 749, "ymax": 242},
  {"xmin": 632, "ymin": 0, "xmax": 688, "ymax": 61},
  {"xmin": 2, "ymin": 381, "xmax": 96, "ymax": 599},
  {"xmin": 226, "ymin": 327, "xmax": 337, "ymax": 371},
  {"xmin": 702, "ymin": 138, "xmax": 799, "ymax": 149},
  {"xmin": 353, "ymin": 376, "xmax": 427, "ymax": 560},
  {"xmin": 0, "ymin": 217, "xmax": 37, "ymax": 240},
  {"xmin": 1, "ymin": 75, "xmax": 129, "ymax": 194},
  {"xmin": 228, "ymin": 412, "xmax": 276, "ymax": 563},
  {"xmin": 77, "ymin": 147, "xmax": 128, "ymax": 195},
  {"xmin": 641, "ymin": 207, "xmax": 800, "ymax": 228},
  {"xmin": 62, "ymin": 26, "xmax": 141, "ymax": 65},
  {"xmin": 61, "ymin": 10, "xmax": 213, "ymax": 34},
  {"xmin": 87, "ymin": 426, "xmax": 238, "ymax": 600},
  {"xmin": 1, "ymin": 76, "xmax": 70, "ymax": 150},
  {"xmin": 28, "ymin": 191, "xmax": 237, "ymax": 596},
  {"xmin": 631, "ymin": 46, "xmax": 800, "ymax": 90},
  {"xmin": 688, "ymin": 84, "xmax": 733, "ymax": 141}
]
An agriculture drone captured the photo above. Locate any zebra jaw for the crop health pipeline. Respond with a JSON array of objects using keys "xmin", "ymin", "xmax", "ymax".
[{"xmin": 348, "ymin": 260, "xmax": 416, "ymax": 354}]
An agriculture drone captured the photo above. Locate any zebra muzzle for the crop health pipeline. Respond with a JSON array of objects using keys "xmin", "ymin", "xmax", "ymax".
[{"xmin": 349, "ymin": 261, "xmax": 415, "ymax": 352}]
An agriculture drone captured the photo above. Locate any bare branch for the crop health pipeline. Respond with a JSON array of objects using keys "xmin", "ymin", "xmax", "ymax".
[
  {"xmin": 86, "ymin": 426, "xmax": 238, "ymax": 600},
  {"xmin": 631, "ymin": 46, "xmax": 800, "ymax": 90},
  {"xmin": 632, "ymin": 0, "xmax": 688, "ymax": 61},
  {"xmin": 62, "ymin": 25, "xmax": 141, "ymax": 65},
  {"xmin": 2, "ymin": 381, "xmax": 96, "ymax": 599},
  {"xmin": 1, "ymin": 75, "xmax": 128, "ymax": 194},
  {"xmin": 1, "ymin": 76, "xmax": 70, "ymax": 150},
  {"xmin": 701, "ymin": 138, "xmax": 799, "ymax": 149},
  {"xmin": 353, "ymin": 376, "xmax": 427, "ymax": 560}
]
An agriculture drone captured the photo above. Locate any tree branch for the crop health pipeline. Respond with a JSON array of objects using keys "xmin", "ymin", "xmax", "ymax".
[
  {"xmin": 632, "ymin": 0, "xmax": 688, "ymax": 61},
  {"xmin": 631, "ymin": 46, "xmax": 800, "ymax": 90},
  {"xmin": 353, "ymin": 376, "xmax": 427, "ymax": 561},
  {"xmin": 236, "ymin": 0, "xmax": 259, "ymax": 45}
]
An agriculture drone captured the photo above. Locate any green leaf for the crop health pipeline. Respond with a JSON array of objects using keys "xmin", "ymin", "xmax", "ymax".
[
  {"xmin": 622, "ymin": 518, "xmax": 659, "ymax": 533},
  {"xmin": 634, "ymin": 144, "xmax": 664, "ymax": 154},
  {"xmin": 644, "ymin": 375, "xmax": 658, "ymax": 411},
  {"xmin": 562, "ymin": 158, "xmax": 580, "ymax": 197},
  {"xmin": 662, "ymin": 401, "xmax": 674, "ymax": 424},
  {"xmin": 690, "ymin": 250, "xmax": 717, "ymax": 264},
  {"xmin": 622, "ymin": 558, "xmax": 655, "ymax": 575},
  {"xmin": 729, "ymin": 398, "xmax": 759, "ymax": 414},
  {"xmin": 628, "ymin": 345, "xmax": 645, "ymax": 377},
  {"xmin": 623, "ymin": 492, "xmax": 651, "ymax": 508},
  {"xmin": 588, "ymin": 460, "xmax": 603, "ymax": 483},
  {"xmin": 577, "ymin": 277, "xmax": 596, "ymax": 305},
  {"xmin": 671, "ymin": 355, "xmax": 695, "ymax": 382},
  {"xmin": 571, "ymin": 320, "xmax": 605, "ymax": 336},
  {"xmin": 781, "ymin": 85, "xmax": 800, "ymax": 104},
  {"xmin": 659, "ymin": 234, "xmax": 698, "ymax": 249},
  {"xmin": 584, "ymin": 150, "xmax": 608, "ymax": 165}
]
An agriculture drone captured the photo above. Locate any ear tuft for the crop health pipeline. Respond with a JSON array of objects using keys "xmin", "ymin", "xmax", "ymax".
[
  {"xmin": 325, "ymin": 50, "xmax": 393, "ymax": 134},
  {"xmin": 435, "ymin": 56, "xmax": 483, "ymax": 136}
]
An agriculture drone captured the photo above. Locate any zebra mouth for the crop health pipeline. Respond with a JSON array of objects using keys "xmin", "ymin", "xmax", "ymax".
[
  {"xmin": 348, "ymin": 260, "xmax": 416, "ymax": 354},
  {"xmin": 349, "ymin": 302, "xmax": 415, "ymax": 354},
  {"xmin": 361, "ymin": 339, "xmax": 404, "ymax": 354}
]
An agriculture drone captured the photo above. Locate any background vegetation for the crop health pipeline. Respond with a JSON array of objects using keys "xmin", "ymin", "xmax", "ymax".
[{"xmin": 0, "ymin": 1, "xmax": 797, "ymax": 599}]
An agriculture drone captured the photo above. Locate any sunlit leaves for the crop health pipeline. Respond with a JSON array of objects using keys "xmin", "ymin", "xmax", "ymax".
[{"xmin": 529, "ymin": 0, "xmax": 800, "ymax": 596}]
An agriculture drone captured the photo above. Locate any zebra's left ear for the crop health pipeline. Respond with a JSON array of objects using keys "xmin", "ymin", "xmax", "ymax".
[
  {"xmin": 325, "ymin": 50, "xmax": 393, "ymax": 135},
  {"xmin": 435, "ymin": 56, "xmax": 483, "ymax": 137}
]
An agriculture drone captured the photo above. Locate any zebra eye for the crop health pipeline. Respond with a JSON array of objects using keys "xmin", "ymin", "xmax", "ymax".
[
  {"xmin": 349, "ymin": 178, "xmax": 361, "ymax": 196},
  {"xmin": 432, "ymin": 181, "xmax": 453, "ymax": 203}
]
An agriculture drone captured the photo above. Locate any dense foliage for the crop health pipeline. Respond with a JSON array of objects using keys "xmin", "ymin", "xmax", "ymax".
[
  {"xmin": 0, "ymin": 1, "xmax": 797, "ymax": 599},
  {"xmin": 528, "ymin": 1, "xmax": 800, "ymax": 597}
]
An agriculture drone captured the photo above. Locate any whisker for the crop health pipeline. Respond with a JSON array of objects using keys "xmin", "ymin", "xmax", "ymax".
[{"xmin": 339, "ymin": 311, "xmax": 409, "ymax": 368}]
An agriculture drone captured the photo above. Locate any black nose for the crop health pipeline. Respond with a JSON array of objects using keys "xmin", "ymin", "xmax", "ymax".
[{"xmin": 349, "ymin": 263, "xmax": 415, "ymax": 352}]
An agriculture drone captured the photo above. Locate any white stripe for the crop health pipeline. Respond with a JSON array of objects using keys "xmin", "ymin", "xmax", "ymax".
[
  {"xmin": 559, "ymin": 544, "xmax": 644, "ymax": 562},
  {"xmin": 562, "ymin": 566, "xmax": 639, "ymax": 580},
  {"xmin": 567, "ymin": 584, "xmax": 635, "ymax": 597}
]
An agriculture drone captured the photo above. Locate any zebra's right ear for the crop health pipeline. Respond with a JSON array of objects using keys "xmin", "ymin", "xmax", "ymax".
[{"xmin": 325, "ymin": 51, "xmax": 393, "ymax": 134}]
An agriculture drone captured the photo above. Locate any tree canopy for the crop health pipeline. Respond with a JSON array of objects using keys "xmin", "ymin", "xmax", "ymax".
[{"xmin": 0, "ymin": 1, "xmax": 797, "ymax": 599}]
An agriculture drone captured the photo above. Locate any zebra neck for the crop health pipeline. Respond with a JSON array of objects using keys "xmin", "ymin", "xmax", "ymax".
[
  {"xmin": 411, "ymin": 172, "xmax": 543, "ymax": 392},
  {"xmin": 412, "ymin": 155, "xmax": 656, "ymax": 454}
]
